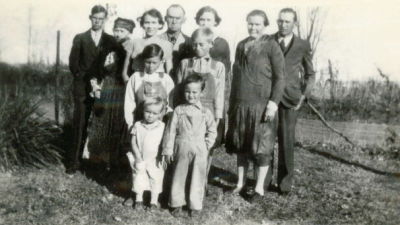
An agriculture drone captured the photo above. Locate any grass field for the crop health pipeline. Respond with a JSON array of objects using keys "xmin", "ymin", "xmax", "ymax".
[{"xmin": 1, "ymin": 117, "xmax": 399, "ymax": 225}]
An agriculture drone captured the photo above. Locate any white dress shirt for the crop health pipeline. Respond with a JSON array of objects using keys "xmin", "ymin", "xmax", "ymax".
[
  {"xmin": 278, "ymin": 33, "xmax": 294, "ymax": 48},
  {"xmin": 90, "ymin": 29, "xmax": 102, "ymax": 47}
]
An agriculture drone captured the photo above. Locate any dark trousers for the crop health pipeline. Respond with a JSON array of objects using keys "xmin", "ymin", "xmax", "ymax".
[
  {"xmin": 70, "ymin": 78, "xmax": 93, "ymax": 167},
  {"xmin": 276, "ymin": 105, "xmax": 297, "ymax": 192}
]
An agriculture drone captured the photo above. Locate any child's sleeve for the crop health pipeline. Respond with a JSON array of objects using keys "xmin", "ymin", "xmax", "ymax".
[
  {"xmin": 162, "ymin": 109, "xmax": 179, "ymax": 155},
  {"xmin": 214, "ymin": 63, "xmax": 226, "ymax": 119},
  {"xmin": 124, "ymin": 75, "xmax": 137, "ymax": 129},
  {"xmin": 205, "ymin": 110, "xmax": 217, "ymax": 150},
  {"xmin": 164, "ymin": 74, "xmax": 175, "ymax": 110}
]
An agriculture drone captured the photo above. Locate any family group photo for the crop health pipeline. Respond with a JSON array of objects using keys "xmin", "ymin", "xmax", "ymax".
[{"xmin": 0, "ymin": 0, "xmax": 399, "ymax": 224}]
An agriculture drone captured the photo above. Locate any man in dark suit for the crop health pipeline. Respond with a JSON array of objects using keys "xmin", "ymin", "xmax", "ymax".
[
  {"xmin": 269, "ymin": 8, "xmax": 315, "ymax": 194},
  {"xmin": 159, "ymin": 4, "xmax": 192, "ymax": 82},
  {"xmin": 67, "ymin": 5, "xmax": 117, "ymax": 174}
]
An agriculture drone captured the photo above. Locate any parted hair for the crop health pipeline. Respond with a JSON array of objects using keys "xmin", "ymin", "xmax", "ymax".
[
  {"xmin": 91, "ymin": 5, "xmax": 108, "ymax": 17},
  {"xmin": 279, "ymin": 8, "xmax": 298, "ymax": 22},
  {"xmin": 195, "ymin": 6, "xmax": 222, "ymax": 26},
  {"xmin": 139, "ymin": 8, "xmax": 165, "ymax": 29},
  {"xmin": 247, "ymin": 9, "xmax": 269, "ymax": 26},
  {"xmin": 141, "ymin": 44, "xmax": 164, "ymax": 60}
]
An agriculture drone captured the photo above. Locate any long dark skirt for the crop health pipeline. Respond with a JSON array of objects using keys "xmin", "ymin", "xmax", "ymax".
[
  {"xmin": 86, "ymin": 75, "xmax": 129, "ymax": 168},
  {"xmin": 225, "ymin": 102, "xmax": 277, "ymax": 166}
]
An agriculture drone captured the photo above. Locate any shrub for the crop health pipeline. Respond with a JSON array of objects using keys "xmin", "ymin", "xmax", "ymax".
[{"xmin": 0, "ymin": 90, "xmax": 63, "ymax": 171}]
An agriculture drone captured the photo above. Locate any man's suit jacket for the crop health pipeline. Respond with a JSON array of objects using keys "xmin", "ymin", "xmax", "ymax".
[
  {"xmin": 273, "ymin": 33, "xmax": 315, "ymax": 108},
  {"xmin": 69, "ymin": 29, "xmax": 117, "ymax": 81}
]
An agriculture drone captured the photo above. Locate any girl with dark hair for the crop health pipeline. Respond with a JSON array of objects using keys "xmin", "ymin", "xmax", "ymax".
[
  {"xmin": 123, "ymin": 9, "xmax": 173, "ymax": 78},
  {"xmin": 124, "ymin": 44, "xmax": 175, "ymax": 130}
]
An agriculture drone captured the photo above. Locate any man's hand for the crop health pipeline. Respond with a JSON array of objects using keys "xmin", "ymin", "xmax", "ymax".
[
  {"xmin": 163, "ymin": 155, "xmax": 173, "ymax": 165},
  {"xmin": 263, "ymin": 101, "xmax": 278, "ymax": 122},
  {"xmin": 294, "ymin": 95, "xmax": 306, "ymax": 111},
  {"xmin": 122, "ymin": 39, "xmax": 134, "ymax": 54}
]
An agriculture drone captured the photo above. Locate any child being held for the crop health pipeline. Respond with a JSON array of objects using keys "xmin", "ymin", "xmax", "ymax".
[
  {"xmin": 128, "ymin": 97, "xmax": 166, "ymax": 211},
  {"xmin": 162, "ymin": 74, "xmax": 217, "ymax": 218}
]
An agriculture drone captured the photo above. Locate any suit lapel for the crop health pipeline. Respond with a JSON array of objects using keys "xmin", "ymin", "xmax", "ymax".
[
  {"xmin": 284, "ymin": 35, "xmax": 299, "ymax": 58},
  {"xmin": 83, "ymin": 30, "xmax": 98, "ymax": 56},
  {"xmin": 274, "ymin": 33, "xmax": 298, "ymax": 57}
]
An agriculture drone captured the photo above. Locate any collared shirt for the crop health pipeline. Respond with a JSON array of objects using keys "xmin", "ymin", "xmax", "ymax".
[
  {"xmin": 176, "ymin": 55, "xmax": 226, "ymax": 119},
  {"xmin": 159, "ymin": 31, "xmax": 187, "ymax": 52},
  {"xmin": 90, "ymin": 29, "xmax": 102, "ymax": 47},
  {"xmin": 278, "ymin": 33, "xmax": 294, "ymax": 48},
  {"xmin": 124, "ymin": 71, "xmax": 175, "ymax": 128},
  {"xmin": 162, "ymin": 102, "xmax": 217, "ymax": 156}
]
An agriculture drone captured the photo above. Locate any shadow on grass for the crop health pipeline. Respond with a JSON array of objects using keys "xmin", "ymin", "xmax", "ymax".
[{"xmin": 300, "ymin": 143, "xmax": 400, "ymax": 178}]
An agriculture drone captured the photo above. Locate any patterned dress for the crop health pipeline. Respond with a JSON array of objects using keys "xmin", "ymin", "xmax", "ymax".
[{"xmin": 226, "ymin": 35, "xmax": 285, "ymax": 166}]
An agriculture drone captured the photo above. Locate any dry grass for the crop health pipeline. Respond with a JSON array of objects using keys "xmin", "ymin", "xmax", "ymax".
[{"xmin": 1, "ymin": 139, "xmax": 399, "ymax": 225}]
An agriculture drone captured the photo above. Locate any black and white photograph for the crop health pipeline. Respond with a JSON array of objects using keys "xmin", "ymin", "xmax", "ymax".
[{"xmin": 0, "ymin": 0, "xmax": 399, "ymax": 224}]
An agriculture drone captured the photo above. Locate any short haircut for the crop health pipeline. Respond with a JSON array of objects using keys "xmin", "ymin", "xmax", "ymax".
[
  {"xmin": 139, "ymin": 9, "xmax": 164, "ymax": 29},
  {"xmin": 143, "ymin": 96, "xmax": 165, "ymax": 113},
  {"xmin": 191, "ymin": 27, "xmax": 214, "ymax": 42},
  {"xmin": 279, "ymin": 8, "xmax": 298, "ymax": 22},
  {"xmin": 167, "ymin": 4, "xmax": 186, "ymax": 16},
  {"xmin": 195, "ymin": 6, "xmax": 222, "ymax": 26},
  {"xmin": 91, "ymin": 5, "xmax": 108, "ymax": 17},
  {"xmin": 184, "ymin": 73, "xmax": 206, "ymax": 91},
  {"xmin": 247, "ymin": 9, "xmax": 269, "ymax": 26},
  {"xmin": 141, "ymin": 44, "xmax": 164, "ymax": 60}
]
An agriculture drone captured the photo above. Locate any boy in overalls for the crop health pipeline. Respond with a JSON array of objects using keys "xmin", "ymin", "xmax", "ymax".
[
  {"xmin": 175, "ymin": 27, "xmax": 225, "ymax": 194},
  {"xmin": 162, "ymin": 74, "xmax": 217, "ymax": 217}
]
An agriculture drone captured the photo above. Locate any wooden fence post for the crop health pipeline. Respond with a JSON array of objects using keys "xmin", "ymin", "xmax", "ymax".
[{"xmin": 54, "ymin": 30, "xmax": 60, "ymax": 125}]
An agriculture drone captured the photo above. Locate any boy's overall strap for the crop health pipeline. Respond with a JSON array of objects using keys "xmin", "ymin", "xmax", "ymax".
[{"xmin": 210, "ymin": 59, "xmax": 217, "ymax": 71}]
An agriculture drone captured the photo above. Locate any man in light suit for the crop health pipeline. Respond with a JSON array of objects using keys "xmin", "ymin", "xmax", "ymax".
[
  {"xmin": 268, "ymin": 8, "xmax": 315, "ymax": 194},
  {"xmin": 159, "ymin": 4, "xmax": 192, "ymax": 82},
  {"xmin": 67, "ymin": 5, "xmax": 117, "ymax": 174}
]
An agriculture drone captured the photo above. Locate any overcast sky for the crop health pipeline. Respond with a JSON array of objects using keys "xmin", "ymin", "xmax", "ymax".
[{"xmin": 0, "ymin": 0, "xmax": 399, "ymax": 82}]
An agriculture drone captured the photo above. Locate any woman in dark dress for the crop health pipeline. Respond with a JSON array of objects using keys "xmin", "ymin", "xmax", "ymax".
[
  {"xmin": 87, "ymin": 18, "xmax": 135, "ymax": 173},
  {"xmin": 226, "ymin": 10, "xmax": 285, "ymax": 200}
]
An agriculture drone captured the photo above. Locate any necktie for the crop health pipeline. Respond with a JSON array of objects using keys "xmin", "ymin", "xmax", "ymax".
[
  {"xmin": 279, "ymin": 40, "xmax": 286, "ymax": 53},
  {"xmin": 170, "ymin": 36, "xmax": 177, "ymax": 45}
]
